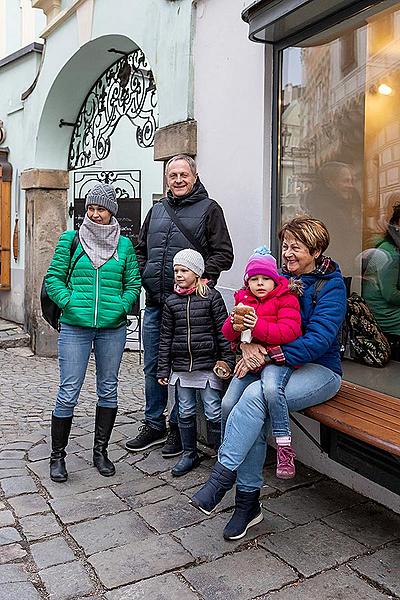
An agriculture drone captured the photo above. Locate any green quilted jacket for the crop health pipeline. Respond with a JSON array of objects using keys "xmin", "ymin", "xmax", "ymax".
[{"xmin": 45, "ymin": 230, "xmax": 141, "ymax": 329}]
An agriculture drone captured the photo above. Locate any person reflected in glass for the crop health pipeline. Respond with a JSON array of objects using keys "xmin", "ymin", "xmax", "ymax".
[
  {"xmin": 363, "ymin": 202, "xmax": 400, "ymax": 361},
  {"xmin": 304, "ymin": 161, "xmax": 362, "ymax": 275}
]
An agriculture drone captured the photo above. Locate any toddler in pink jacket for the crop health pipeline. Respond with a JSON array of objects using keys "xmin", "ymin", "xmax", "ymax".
[{"xmin": 222, "ymin": 247, "xmax": 302, "ymax": 478}]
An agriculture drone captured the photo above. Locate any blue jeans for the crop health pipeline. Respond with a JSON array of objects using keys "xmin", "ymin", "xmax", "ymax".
[
  {"xmin": 219, "ymin": 363, "xmax": 342, "ymax": 492},
  {"xmin": 222, "ymin": 365, "xmax": 293, "ymax": 437},
  {"xmin": 143, "ymin": 306, "xmax": 178, "ymax": 430},
  {"xmin": 221, "ymin": 372, "xmax": 260, "ymax": 434},
  {"xmin": 54, "ymin": 323, "xmax": 127, "ymax": 418},
  {"xmin": 261, "ymin": 364, "xmax": 293, "ymax": 437},
  {"xmin": 176, "ymin": 380, "xmax": 221, "ymax": 421}
]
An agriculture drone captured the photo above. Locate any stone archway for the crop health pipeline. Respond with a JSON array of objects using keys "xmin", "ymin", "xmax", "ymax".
[{"xmin": 24, "ymin": 36, "xmax": 162, "ymax": 356}]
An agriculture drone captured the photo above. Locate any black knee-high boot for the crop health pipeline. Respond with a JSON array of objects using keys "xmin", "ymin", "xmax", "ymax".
[
  {"xmin": 206, "ymin": 419, "xmax": 221, "ymax": 457},
  {"xmin": 171, "ymin": 416, "xmax": 200, "ymax": 477},
  {"xmin": 50, "ymin": 413, "xmax": 73, "ymax": 483},
  {"xmin": 93, "ymin": 406, "xmax": 117, "ymax": 477}
]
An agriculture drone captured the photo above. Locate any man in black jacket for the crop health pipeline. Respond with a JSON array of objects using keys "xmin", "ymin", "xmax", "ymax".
[{"xmin": 126, "ymin": 155, "xmax": 234, "ymax": 456}]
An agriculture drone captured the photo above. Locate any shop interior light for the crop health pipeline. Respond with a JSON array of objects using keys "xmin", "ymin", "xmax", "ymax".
[{"xmin": 378, "ymin": 83, "xmax": 393, "ymax": 96}]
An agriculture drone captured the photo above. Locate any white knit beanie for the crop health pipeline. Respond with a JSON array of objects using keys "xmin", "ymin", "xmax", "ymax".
[
  {"xmin": 173, "ymin": 249, "xmax": 204, "ymax": 277},
  {"xmin": 85, "ymin": 183, "xmax": 118, "ymax": 216}
]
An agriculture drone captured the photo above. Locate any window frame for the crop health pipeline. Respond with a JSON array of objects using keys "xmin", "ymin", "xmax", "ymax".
[{"xmin": 0, "ymin": 149, "xmax": 12, "ymax": 290}]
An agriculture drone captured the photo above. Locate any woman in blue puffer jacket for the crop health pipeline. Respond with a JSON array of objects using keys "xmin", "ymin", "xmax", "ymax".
[{"xmin": 190, "ymin": 216, "xmax": 347, "ymax": 540}]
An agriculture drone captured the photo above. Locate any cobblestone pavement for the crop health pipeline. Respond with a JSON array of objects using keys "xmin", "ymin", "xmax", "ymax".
[{"xmin": 1, "ymin": 347, "xmax": 399, "ymax": 600}]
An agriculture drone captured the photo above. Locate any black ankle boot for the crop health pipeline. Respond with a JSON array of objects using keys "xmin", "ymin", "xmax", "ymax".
[
  {"xmin": 171, "ymin": 416, "xmax": 200, "ymax": 477},
  {"xmin": 206, "ymin": 419, "xmax": 221, "ymax": 457},
  {"xmin": 223, "ymin": 489, "xmax": 263, "ymax": 540},
  {"xmin": 162, "ymin": 422, "xmax": 182, "ymax": 457},
  {"xmin": 50, "ymin": 414, "xmax": 73, "ymax": 483},
  {"xmin": 190, "ymin": 461, "xmax": 236, "ymax": 515},
  {"xmin": 93, "ymin": 406, "xmax": 117, "ymax": 477}
]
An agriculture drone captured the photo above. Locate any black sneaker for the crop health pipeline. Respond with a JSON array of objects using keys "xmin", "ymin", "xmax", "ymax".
[
  {"xmin": 162, "ymin": 423, "xmax": 183, "ymax": 458},
  {"xmin": 125, "ymin": 423, "xmax": 167, "ymax": 452}
]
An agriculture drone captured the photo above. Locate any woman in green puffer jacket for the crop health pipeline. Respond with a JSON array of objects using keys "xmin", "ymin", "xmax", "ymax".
[
  {"xmin": 363, "ymin": 201, "xmax": 400, "ymax": 361},
  {"xmin": 45, "ymin": 183, "xmax": 141, "ymax": 483}
]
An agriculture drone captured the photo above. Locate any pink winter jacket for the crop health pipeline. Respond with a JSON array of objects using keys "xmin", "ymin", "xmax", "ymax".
[{"xmin": 222, "ymin": 276, "xmax": 302, "ymax": 348}]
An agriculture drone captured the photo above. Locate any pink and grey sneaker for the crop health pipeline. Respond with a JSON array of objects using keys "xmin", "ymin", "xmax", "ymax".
[{"xmin": 276, "ymin": 445, "xmax": 296, "ymax": 479}]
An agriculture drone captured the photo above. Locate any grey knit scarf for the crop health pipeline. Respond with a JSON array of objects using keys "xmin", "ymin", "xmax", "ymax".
[{"xmin": 79, "ymin": 214, "xmax": 120, "ymax": 269}]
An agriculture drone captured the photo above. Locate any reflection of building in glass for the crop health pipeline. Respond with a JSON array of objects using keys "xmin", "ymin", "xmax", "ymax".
[{"xmin": 281, "ymin": 7, "xmax": 400, "ymax": 277}]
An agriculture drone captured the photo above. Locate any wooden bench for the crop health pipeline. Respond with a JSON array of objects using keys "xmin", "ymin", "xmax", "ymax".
[{"xmin": 303, "ymin": 381, "xmax": 400, "ymax": 457}]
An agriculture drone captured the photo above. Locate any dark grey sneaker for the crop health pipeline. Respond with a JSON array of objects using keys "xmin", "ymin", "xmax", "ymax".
[
  {"xmin": 162, "ymin": 423, "xmax": 183, "ymax": 458},
  {"xmin": 125, "ymin": 423, "xmax": 167, "ymax": 452}
]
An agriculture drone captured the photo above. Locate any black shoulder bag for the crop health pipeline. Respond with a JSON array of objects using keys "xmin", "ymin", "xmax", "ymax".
[
  {"xmin": 41, "ymin": 232, "xmax": 85, "ymax": 331},
  {"xmin": 161, "ymin": 199, "xmax": 206, "ymax": 257}
]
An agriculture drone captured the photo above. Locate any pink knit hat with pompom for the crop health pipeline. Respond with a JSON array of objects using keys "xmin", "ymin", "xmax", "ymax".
[{"xmin": 244, "ymin": 246, "xmax": 280, "ymax": 284}]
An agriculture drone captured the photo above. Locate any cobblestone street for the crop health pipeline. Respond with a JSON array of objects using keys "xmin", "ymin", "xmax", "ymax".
[{"xmin": 0, "ymin": 347, "xmax": 399, "ymax": 600}]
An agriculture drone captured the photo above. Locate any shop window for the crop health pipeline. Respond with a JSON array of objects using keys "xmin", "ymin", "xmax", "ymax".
[
  {"xmin": 279, "ymin": 5, "xmax": 400, "ymax": 394},
  {"xmin": 0, "ymin": 149, "xmax": 12, "ymax": 290}
]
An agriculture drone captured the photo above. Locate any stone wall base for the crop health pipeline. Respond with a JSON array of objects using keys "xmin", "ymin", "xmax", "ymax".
[{"xmin": 21, "ymin": 169, "xmax": 69, "ymax": 357}]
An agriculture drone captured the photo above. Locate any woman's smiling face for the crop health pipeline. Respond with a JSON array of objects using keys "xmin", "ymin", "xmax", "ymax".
[{"xmin": 281, "ymin": 233, "xmax": 321, "ymax": 275}]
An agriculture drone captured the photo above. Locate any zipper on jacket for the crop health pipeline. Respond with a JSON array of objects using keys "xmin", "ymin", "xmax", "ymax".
[
  {"xmin": 187, "ymin": 296, "xmax": 193, "ymax": 371},
  {"xmin": 94, "ymin": 269, "xmax": 99, "ymax": 327}
]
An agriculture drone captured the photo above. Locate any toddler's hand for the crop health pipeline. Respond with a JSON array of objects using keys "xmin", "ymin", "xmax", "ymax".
[
  {"xmin": 242, "ymin": 312, "xmax": 258, "ymax": 330},
  {"xmin": 158, "ymin": 378, "xmax": 169, "ymax": 386}
]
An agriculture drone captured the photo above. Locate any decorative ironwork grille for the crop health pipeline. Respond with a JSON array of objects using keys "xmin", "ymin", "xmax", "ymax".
[
  {"xmin": 72, "ymin": 169, "xmax": 141, "ymax": 244},
  {"xmin": 68, "ymin": 48, "xmax": 157, "ymax": 170}
]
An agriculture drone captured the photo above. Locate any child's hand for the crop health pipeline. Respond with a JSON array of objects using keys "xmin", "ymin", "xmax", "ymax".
[
  {"xmin": 158, "ymin": 378, "xmax": 169, "ymax": 386},
  {"xmin": 213, "ymin": 360, "xmax": 232, "ymax": 379},
  {"xmin": 242, "ymin": 312, "xmax": 258, "ymax": 330},
  {"xmin": 232, "ymin": 304, "xmax": 255, "ymax": 331}
]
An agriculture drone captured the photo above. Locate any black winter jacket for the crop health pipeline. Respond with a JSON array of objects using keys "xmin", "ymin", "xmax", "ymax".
[
  {"xmin": 157, "ymin": 288, "xmax": 235, "ymax": 378},
  {"xmin": 136, "ymin": 179, "xmax": 234, "ymax": 306}
]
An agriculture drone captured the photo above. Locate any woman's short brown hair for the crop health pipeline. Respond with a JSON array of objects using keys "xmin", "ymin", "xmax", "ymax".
[{"xmin": 278, "ymin": 216, "xmax": 330, "ymax": 256}]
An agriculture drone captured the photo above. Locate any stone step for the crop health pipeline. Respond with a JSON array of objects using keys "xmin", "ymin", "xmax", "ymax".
[
  {"xmin": 0, "ymin": 319, "xmax": 31, "ymax": 349},
  {"xmin": 0, "ymin": 332, "xmax": 31, "ymax": 349}
]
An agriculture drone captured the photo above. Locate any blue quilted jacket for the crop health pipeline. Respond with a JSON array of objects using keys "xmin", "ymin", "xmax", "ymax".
[{"xmin": 282, "ymin": 264, "xmax": 347, "ymax": 375}]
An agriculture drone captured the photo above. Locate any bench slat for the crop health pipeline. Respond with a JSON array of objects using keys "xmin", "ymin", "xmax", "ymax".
[
  {"xmin": 332, "ymin": 396, "xmax": 400, "ymax": 419},
  {"xmin": 304, "ymin": 380, "xmax": 400, "ymax": 457},
  {"xmin": 338, "ymin": 383, "xmax": 400, "ymax": 409},
  {"xmin": 327, "ymin": 399, "xmax": 400, "ymax": 431},
  {"xmin": 305, "ymin": 404, "xmax": 400, "ymax": 456},
  {"xmin": 336, "ymin": 390, "xmax": 400, "ymax": 412}
]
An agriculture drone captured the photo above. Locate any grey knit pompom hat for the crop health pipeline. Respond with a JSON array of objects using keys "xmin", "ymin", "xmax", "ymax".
[
  {"xmin": 173, "ymin": 249, "xmax": 204, "ymax": 277},
  {"xmin": 85, "ymin": 183, "xmax": 118, "ymax": 216}
]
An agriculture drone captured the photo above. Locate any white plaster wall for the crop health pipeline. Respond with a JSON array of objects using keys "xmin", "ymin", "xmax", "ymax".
[{"xmin": 194, "ymin": 0, "xmax": 271, "ymax": 295}]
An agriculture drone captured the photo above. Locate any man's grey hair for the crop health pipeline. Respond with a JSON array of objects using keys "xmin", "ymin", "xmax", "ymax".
[{"xmin": 165, "ymin": 155, "xmax": 197, "ymax": 177}]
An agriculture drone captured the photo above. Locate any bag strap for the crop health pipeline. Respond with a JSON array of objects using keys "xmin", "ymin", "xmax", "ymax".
[
  {"xmin": 161, "ymin": 199, "xmax": 205, "ymax": 257},
  {"xmin": 312, "ymin": 279, "xmax": 327, "ymax": 306},
  {"xmin": 65, "ymin": 232, "xmax": 84, "ymax": 286}
]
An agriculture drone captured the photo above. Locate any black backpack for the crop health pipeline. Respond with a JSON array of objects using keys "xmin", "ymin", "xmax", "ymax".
[
  {"xmin": 313, "ymin": 280, "xmax": 391, "ymax": 368},
  {"xmin": 41, "ymin": 232, "xmax": 84, "ymax": 331}
]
